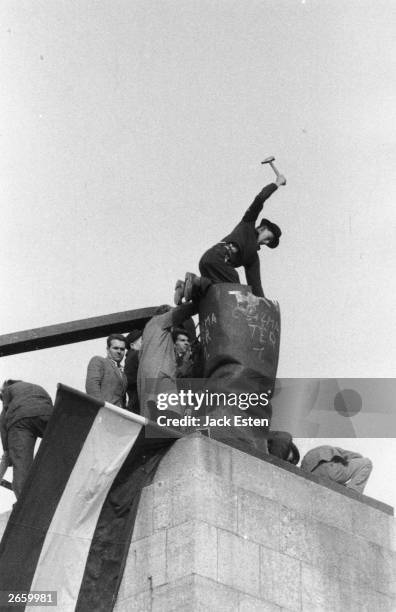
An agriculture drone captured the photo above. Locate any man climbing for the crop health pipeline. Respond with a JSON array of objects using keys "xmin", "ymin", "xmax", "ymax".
[
  {"xmin": 0, "ymin": 379, "xmax": 53, "ymax": 498},
  {"xmin": 137, "ymin": 303, "xmax": 198, "ymax": 419},
  {"xmin": 174, "ymin": 172, "xmax": 286, "ymax": 304}
]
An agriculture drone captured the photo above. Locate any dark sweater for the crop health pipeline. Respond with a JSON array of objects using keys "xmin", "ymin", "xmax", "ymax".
[
  {"xmin": 124, "ymin": 349, "xmax": 140, "ymax": 411},
  {"xmin": 0, "ymin": 381, "xmax": 53, "ymax": 449},
  {"xmin": 222, "ymin": 183, "xmax": 278, "ymax": 297}
]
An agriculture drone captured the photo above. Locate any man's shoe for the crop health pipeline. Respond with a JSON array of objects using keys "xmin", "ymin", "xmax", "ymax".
[
  {"xmin": 174, "ymin": 279, "xmax": 185, "ymax": 305},
  {"xmin": 184, "ymin": 272, "xmax": 200, "ymax": 302}
]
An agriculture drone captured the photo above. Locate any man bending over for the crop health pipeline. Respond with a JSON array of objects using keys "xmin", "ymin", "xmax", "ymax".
[{"xmin": 175, "ymin": 173, "xmax": 286, "ymax": 304}]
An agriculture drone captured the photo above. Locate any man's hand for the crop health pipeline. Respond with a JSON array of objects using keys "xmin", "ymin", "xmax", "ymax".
[{"xmin": 275, "ymin": 174, "xmax": 287, "ymax": 187}]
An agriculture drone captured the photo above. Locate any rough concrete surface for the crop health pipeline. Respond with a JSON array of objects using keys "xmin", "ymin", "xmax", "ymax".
[
  {"xmin": 0, "ymin": 434, "xmax": 394, "ymax": 611},
  {"xmin": 114, "ymin": 434, "xmax": 395, "ymax": 611}
]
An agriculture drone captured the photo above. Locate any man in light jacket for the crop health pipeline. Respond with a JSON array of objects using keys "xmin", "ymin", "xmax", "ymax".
[
  {"xmin": 85, "ymin": 334, "xmax": 128, "ymax": 408},
  {"xmin": 301, "ymin": 445, "xmax": 372, "ymax": 493}
]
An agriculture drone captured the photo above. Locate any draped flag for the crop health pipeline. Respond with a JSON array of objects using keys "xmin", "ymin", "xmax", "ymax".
[{"xmin": 0, "ymin": 384, "xmax": 178, "ymax": 611}]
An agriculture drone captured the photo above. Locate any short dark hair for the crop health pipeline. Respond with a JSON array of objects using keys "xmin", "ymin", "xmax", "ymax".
[
  {"xmin": 125, "ymin": 329, "xmax": 142, "ymax": 346},
  {"xmin": 2, "ymin": 379, "xmax": 22, "ymax": 388},
  {"xmin": 172, "ymin": 327, "xmax": 190, "ymax": 343},
  {"xmin": 155, "ymin": 304, "xmax": 172, "ymax": 315},
  {"xmin": 106, "ymin": 334, "xmax": 126, "ymax": 348},
  {"xmin": 1, "ymin": 379, "xmax": 21, "ymax": 400}
]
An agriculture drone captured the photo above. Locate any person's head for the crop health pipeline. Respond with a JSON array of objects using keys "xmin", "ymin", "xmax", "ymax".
[
  {"xmin": 0, "ymin": 379, "xmax": 22, "ymax": 401},
  {"xmin": 2, "ymin": 379, "xmax": 21, "ymax": 389},
  {"xmin": 125, "ymin": 329, "xmax": 143, "ymax": 351},
  {"xmin": 155, "ymin": 304, "xmax": 172, "ymax": 315},
  {"xmin": 286, "ymin": 443, "xmax": 300, "ymax": 465},
  {"xmin": 256, "ymin": 219, "xmax": 281, "ymax": 248},
  {"xmin": 106, "ymin": 334, "xmax": 126, "ymax": 364},
  {"xmin": 172, "ymin": 328, "xmax": 190, "ymax": 355}
]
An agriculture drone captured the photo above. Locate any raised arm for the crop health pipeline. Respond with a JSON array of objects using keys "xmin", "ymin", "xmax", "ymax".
[
  {"xmin": 242, "ymin": 175, "xmax": 286, "ymax": 223},
  {"xmin": 157, "ymin": 302, "xmax": 199, "ymax": 330},
  {"xmin": 171, "ymin": 302, "xmax": 198, "ymax": 326}
]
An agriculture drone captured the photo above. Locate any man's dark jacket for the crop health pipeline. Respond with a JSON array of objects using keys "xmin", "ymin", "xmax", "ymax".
[
  {"xmin": 0, "ymin": 381, "xmax": 53, "ymax": 449},
  {"xmin": 124, "ymin": 349, "xmax": 140, "ymax": 412},
  {"xmin": 222, "ymin": 183, "xmax": 278, "ymax": 297}
]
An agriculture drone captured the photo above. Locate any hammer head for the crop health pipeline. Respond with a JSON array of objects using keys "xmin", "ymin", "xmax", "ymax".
[{"xmin": 261, "ymin": 156, "xmax": 275, "ymax": 164}]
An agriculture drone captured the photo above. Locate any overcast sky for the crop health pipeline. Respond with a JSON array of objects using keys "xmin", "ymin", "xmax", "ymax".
[{"xmin": 1, "ymin": 1, "xmax": 395, "ymax": 511}]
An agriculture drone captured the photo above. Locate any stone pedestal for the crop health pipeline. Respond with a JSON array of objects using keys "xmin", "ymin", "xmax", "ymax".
[
  {"xmin": 0, "ymin": 435, "xmax": 394, "ymax": 611},
  {"xmin": 113, "ymin": 434, "xmax": 395, "ymax": 611}
]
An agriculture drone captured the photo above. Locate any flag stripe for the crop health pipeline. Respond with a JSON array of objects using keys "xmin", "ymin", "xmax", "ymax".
[
  {"xmin": 0, "ymin": 384, "xmax": 179, "ymax": 612},
  {"xmin": 0, "ymin": 385, "xmax": 102, "ymax": 593},
  {"xmin": 29, "ymin": 404, "xmax": 143, "ymax": 610},
  {"xmin": 103, "ymin": 400, "xmax": 148, "ymax": 425},
  {"xmin": 76, "ymin": 429, "xmax": 173, "ymax": 612}
]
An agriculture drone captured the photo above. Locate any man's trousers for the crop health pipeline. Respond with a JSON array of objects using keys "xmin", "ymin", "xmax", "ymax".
[
  {"xmin": 199, "ymin": 244, "xmax": 240, "ymax": 284},
  {"xmin": 312, "ymin": 457, "xmax": 373, "ymax": 493},
  {"xmin": 7, "ymin": 415, "xmax": 50, "ymax": 498}
]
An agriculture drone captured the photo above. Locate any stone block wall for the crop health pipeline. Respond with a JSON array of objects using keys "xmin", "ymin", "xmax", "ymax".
[
  {"xmin": 115, "ymin": 434, "xmax": 395, "ymax": 612},
  {"xmin": 0, "ymin": 434, "xmax": 394, "ymax": 611}
]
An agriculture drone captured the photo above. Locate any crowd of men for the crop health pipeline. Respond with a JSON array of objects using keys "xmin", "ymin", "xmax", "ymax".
[
  {"xmin": 0, "ymin": 176, "xmax": 372, "ymax": 499},
  {"xmin": 85, "ymin": 305, "xmax": 200, "ymax": 417},
  {"xmin": 0, "ymin": 312, "xmax": 201, "ymax": 499}
]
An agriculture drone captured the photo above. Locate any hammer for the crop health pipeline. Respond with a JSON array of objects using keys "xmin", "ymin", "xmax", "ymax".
[{"xmin": 261, "ymin": 156, "xmax": 282, "ymax": 179}]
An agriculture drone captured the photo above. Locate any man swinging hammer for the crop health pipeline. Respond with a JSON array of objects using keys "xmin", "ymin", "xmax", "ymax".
[{"xmin": 175, "ymin": 158, "xmax": 286, "ymax": 303}]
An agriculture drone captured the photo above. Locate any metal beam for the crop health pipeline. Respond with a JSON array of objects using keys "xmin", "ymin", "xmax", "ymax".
[{"xmin": 0, "ymin": 307, "xmax": 158, "ymax": 357}]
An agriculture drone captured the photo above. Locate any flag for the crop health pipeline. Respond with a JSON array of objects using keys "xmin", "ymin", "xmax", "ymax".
[{"xmin": 0, "ymin": 384, "xmax": 178, "ymax": 611}]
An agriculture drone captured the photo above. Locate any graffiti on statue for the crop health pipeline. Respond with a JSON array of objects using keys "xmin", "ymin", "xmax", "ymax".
[
  {"xmin": 200, "ymin": 311, "xmax": 217, "ymax": 360},
  {"xmin": 229, "ymin": 290, "xmax": 280, "ymax": 358}
]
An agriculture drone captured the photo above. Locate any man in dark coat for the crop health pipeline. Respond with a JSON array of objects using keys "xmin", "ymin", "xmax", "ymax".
[
  {"xmin": 268, "ymin": 430, "xmax": 300, "ymax": 464},
  {"xmin": 124, "ymin": 329, "xmax": 143, "ymax": 413},
  {"xmin": 0, "ymin": 379, "xmax": 53, "ymax": 498},
  {"xmin": 175, "ymin": 173, "xmax": 286, "ymax": 304}
]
